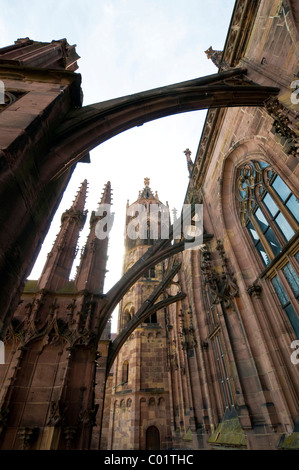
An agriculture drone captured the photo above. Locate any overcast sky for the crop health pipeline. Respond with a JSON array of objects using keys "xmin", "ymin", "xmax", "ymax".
[{"xmin": 1, "ymin": 0, "xmax": 235, "ymax": 331}]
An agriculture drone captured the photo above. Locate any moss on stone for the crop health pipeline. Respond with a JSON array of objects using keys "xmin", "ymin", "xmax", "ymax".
[
  {"xmin": 57, "ymin": 281, "xmax": 78, "ymax": 294},
  {"xmin": 24, "ymin": 280, "xmax": 39, "ymax": 292},
  {"xmin": 183, "ymin": 427, "xmax": 193, "ymax": 441},
  {"xmin": 277, "ymin": 432, "xmax": 299, "ymax": 450},
  {"xmin": 208, "ymin": 417, "xmax": 247, "ymax": 448}
]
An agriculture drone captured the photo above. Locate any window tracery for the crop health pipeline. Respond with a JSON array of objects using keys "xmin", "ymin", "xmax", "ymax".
[
  {"xmin": 237, "ymin": 160, "xmax": 298, "ymax": 265},
  {"xmin": 236, "ymin": 160, "xmax": 299, "ymax": 338}
]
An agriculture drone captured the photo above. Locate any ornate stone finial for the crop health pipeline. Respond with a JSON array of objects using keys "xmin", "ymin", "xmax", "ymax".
[
  {"xmin": 144, "ymin": 177, "xmax": 150, "ymax": 187},
  {"xmin": 247, "ymin": 284, "xmax": 262, "ymax": 298},
  {"xmin": 205, "ymin": 46, "xmax": 226, "ymax": 69},
  {"xmin": 184, "ymin": 148, "xmax": 194, "ymax": 176},
  {"xmin": 63, "ymin": 425, "xmax": 78, "ymax": 450},
  {"xmin": 17, "ymin": 427, "xmax": 39, "ymax": 450}
]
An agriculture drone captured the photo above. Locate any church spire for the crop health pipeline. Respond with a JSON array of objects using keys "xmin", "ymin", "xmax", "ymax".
[
  {"xmin": 37, "ymin": 180, "xmax": 88, "ymax": 291},
  {"xmin": 125, "ymin": 178, "xmax": 168, "ymax": 251},
  {"xmin": 75, "ymin": 181, "xmax": 112, "ymax": 294},
  {"xmin": 71, "ymin": 178, "xmax": 88, "ymax": 212},
  {"xmin": 100, "ymin": 180, "xmax": 112, "ymax": 205}
]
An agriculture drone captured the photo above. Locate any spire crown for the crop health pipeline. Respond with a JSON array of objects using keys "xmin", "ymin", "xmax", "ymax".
[
  {"xmin": 72, "ymin": 179, "xmax": 88, "ymax": 212},
  {"xmin": 136, "ymin": 177, "xmax": 159, "ymax": 202},
  {"xmin": 61, "ymin": 179, "xmax": 88, "ymax": 223},
  {"xmin": 100, "ymin": 181, "xmax": 112, "ymax": 205}
]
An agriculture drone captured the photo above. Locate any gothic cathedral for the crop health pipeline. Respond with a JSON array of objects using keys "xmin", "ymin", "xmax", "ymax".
[{"xmin": 0, "ymin": 0, "xmax": 298, "ymax": 451}]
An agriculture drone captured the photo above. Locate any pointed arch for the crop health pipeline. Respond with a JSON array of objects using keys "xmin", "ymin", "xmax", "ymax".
[
  {"xmin": 220, "ymin": 138, "xmax": 299, "ymax": 339},
  {"xmin": 45, "ymin": 69, "xmax": 279, "ymax": 183},
  {"xmin": 146, "ymin": 426, "xmax": 160, "ymax": 450}
]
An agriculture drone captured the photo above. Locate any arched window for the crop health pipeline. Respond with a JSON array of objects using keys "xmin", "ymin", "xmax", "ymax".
[
  {"xmin": 146, "ymin": 426, "xmax": 160, "ymax": 450},
  {"xmin": 237, "ymin": 161, "xmax": 298, "ymax": 265},
  {"xmin": 237, "ymin": 160, "xmax": 299, "ymax": 338},
  {"xmin": 123, "ymin": 304, "xmax": 135, "ymax": 327}
]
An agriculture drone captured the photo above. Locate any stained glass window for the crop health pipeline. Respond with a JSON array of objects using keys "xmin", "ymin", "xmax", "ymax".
[
  {"xmin": 272, "ymin": 175, "xmax": 299, "ymax": 223},
  {"xmin": 272, "ymin": 175, "xmax": 291, "ymax": 202},
  {"xmin": 286, "ymin": 195, "xmax": 299, "ymax": 222},
  {"xmin": 271, "ymin": 275, "xmax": 299, "ymax": 338},
  {"xmin": 275, "ymin": 213, "xmax": 295, "ymax": 241},
  {"xmin": 271, "ymin": 276, "xmax": 289, "ymax": 306},
  {"xmin": 237, "ymin": 162, "xmax": 299, "ymax": 339},
  {"xmin": 282, "ymin": 263, "xmax": 299, "ymax": 297},
  {"xmin": 237, "ymin": 161, "xmax": 298, "ymax": 263}
]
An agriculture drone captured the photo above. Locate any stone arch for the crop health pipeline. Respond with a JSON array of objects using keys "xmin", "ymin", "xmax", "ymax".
[
  {"xmin": 123, "ymin": 302, "xmax": 135, "ymax": 326},
  {"xmin": 140, "ymin": 397, "xmax": 147, "ymax": 419},
  {"xmin": 124, "ymin": 311, "xmax": 131, "ymax": 323},
  {"xmin": 157, "ymin": 397, "xmax": 166, "ymax": 418},
  {"xmin": 114, "ymin": 400, "xmax": 119, "ymax": 410},
  {"xmin": 149, "ymin": 397, "xmax": 156, "ymax": 407},
  {"xmin": 158, "ymin": 397, "xmax": 165, "ymax": 406},
  {"xmin": 146, "ymin": 425, "xmax": 160, "ymax": 450},
  {"xmin": 120, "ymin": 399, "xmax": 126, "ymax": 411}
]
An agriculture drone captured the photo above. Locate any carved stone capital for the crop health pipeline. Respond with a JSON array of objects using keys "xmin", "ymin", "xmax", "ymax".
[
  {"xmin": 247, "ymin": 284, "xmax": 262, "ymax": 298},
  {"xmin": 63, "ymin": 425, "xmax": 78, "ymax": 449},
  {"xmin": 17, "ymin": 426, "xmax": 39, "ymax": 449},
  {"xmin": 264, "ymin": 97, "xmax": 299, "ymax": 158}
]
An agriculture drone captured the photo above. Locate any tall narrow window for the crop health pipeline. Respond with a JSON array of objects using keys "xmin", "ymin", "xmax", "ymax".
[
  {"xmin": 237, "ymin": 160, "xmax": 299, "ymax": 338},
  {"xmin": 122, "ymin": 361, "xmax": 129, "ymax": 383},
  {"xmin": 271, "ymin": 274, "xmax": 299, "ymax": 338},
  {"xmin": 237, "ymin": 161, "xmax": 298, "ymax": 266}
]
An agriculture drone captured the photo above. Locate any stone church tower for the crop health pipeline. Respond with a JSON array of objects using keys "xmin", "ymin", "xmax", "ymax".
[
  {"xmin": 0, "ymin": 181, "xmax": 113, "ymax": 449},
  {"xmin": 106, "ymin": 178, "xmax": 173, "ymax": 450}
]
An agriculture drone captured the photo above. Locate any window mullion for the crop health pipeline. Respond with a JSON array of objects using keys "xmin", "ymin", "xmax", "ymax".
[
  {"xmin": 259, "ymin": 199, "xmax": 287, "ymax": 247},
  {"xmin": 249, "ymin": 216, "xmax": 274, "ymax": 261},
  {"xmin": 268, "ymin": 186, "xmax": 299, "ymax": 232},
  {"xmin": 277, "ymin": 269, "xmax": 299, "ymax": 314},
  {"xmin": 290, "ymin": 250, "xmax": 299, "ymax": 280}
]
